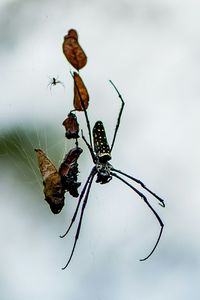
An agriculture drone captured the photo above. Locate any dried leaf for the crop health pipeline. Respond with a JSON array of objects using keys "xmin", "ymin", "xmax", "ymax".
[
  {"xmin": 63, "ymin": 29, "xmax": 87, "ymax": 70},
  {"xmin": 62, "ymin": 112, "xmax": 79, "ymax": 139},
  {"xmin": 35, "ymin": 149, "xmax": 65, "ymax": 214},
  {"xmin": 73, "ymin": 72, "xmax": 89, "ymax": 111},
  {"xmin": 59, "ymin": 147, "xmax": 83, "ymax": 197}
]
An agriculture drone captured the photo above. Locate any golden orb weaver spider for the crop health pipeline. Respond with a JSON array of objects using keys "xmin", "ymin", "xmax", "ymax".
[{"xmin": 60, "ymin": 78, "xmax": 165, "ymax": 270}]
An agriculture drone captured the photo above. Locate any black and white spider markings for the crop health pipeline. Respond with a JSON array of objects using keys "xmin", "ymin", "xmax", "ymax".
[{"xmin": 60, "ymin": 80, "xmax": 165, "ymax": 269}]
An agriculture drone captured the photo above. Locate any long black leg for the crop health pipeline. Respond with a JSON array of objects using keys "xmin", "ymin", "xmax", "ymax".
[
  {"xmin": 111, "ymin": 172, "xmax": 164, "ymax": 261},
  {"xmin": 81, "ymin": 130, "xmax": 96, "ymax": 163},
  {"xmin": 60, "ymin": 167, "xmax": 97, "ymax": 238},
  {"xmin": 62, "ymin": 169, "xmax": 97, "ymax": 269},
  {"xmin": 70, "ymin": 71, "xmax": 93, "ymax": 150},
  {"xmin": 109, "ymin": 80, "xmax": 125, "ymax": 152},
  {"xmin": 111, "ymin": 168, "xmax": 165, "ymax": 207}
]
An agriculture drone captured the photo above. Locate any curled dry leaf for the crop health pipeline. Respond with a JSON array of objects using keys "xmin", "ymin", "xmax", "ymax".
[
  {"xmin": 35, "ymin": 149, "xmax": 65, "ymax": 214},
  {"xmin": 62, "ymin": 112, "xmax": 79, "ymax": 139},
  {"xmin": 63, "ymin": 29, "xmax": 87, "ymax": 71},
  {"xmin": 73, "ymin": 72, "xmax": 89, "ymax": 111},
  {"xmin": 59, "ymin": 147, "xmax": 83, "ymax": 197}
]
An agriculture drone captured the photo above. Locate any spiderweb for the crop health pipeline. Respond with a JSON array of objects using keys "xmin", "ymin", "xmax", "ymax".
[{"xmin": 1, "ymin": 123, "xmax": 67, "ymax": 191}]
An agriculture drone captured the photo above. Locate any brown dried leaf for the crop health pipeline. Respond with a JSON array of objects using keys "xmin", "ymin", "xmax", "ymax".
[
  {"xmin": 62, "ymin": 112, "xmax": 79, "ymax": 139},
  {"xmin": 63, "ymin": 29, "xmax": 87, "ymax": 71},
  {"xmin": 35, "ymin": 149, "xmax": 65, "ymax": 214},
  {"xmin": 73, "ymin": 72, "xmax": 89, "ymax": 111}
]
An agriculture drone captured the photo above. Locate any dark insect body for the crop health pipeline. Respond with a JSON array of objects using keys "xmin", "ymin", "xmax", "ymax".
[
  {"xmin": 59, "ymin": 147, "xmax": 83, "ymax": 197},
  {"xmin": 60, "ymin": 80, "xmax": 165, "ymax": 269},
  {"xmin": 62, "ymin": 112, "xmax": 79, "ymax": 139}
]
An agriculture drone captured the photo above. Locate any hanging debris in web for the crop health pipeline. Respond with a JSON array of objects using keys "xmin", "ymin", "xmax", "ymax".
[
  {"xmin": 59, "ymin": 147, "xmax": 83, "ymax": 198},
  {"xmin": 35, "ymin": 149, "xmax": 65, "ymax": 214},
  {"xmin": 63, "ymin": 29, "xmax": 87, "ymax": 71},
  {"xmin": 62, "ymin": 112, "xmax": 79, "ymax": 139},
  {"xmin": 73, "ymin": 72, "xmax": 89, "ymax": 111}
]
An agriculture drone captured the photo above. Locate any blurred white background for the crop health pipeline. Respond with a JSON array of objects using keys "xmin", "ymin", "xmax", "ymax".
[{"xmin": 0, "ymin": 0, "xmax": 200, "ymax": 299}]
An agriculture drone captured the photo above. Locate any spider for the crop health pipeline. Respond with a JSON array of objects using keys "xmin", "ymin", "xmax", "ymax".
[
  {"xmin": 60, "ymin": 80, "xmax": 165, "ymax": 269},
  {"xmin": 48, "ymin": 76, "xmax": 65, "ymax": 91}
]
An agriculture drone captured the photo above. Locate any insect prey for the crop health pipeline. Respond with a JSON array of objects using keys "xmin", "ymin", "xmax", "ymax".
[
  {"xmin": 59, "ymin": 147, "xmax": 83, "ymax": 198},
  {"xmin": 62, "ymin": 112, "xmax": 80, "ymax": 139},
  {"xmin": 35, "ymin": 149, "xmax": 65, "ymax": 214}
]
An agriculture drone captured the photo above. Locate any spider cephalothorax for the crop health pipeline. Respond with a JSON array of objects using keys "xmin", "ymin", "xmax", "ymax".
[
  {"xmin": 95, "ymin": 160, "xmax": 113, "ymax": 184},
  {"xmin": 60, "ymin": 79, "xmax": 165, "ymax": 270}
]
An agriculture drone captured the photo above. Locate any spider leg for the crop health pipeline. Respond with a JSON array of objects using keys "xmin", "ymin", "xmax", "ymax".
[
  {"xmin": 109, "ymin": 80, "xmax": 125, "ymax": 152},
  {"xmin": 111, "ymin": 168, "xmax": 165, "ymax": 207},
  {"xmin": 81, "ymin": 130, "xmax": 96, "ymax": 163},
  {"xmin": 57, "ymin": 80, "xmax": 65, "ymax": 89},
  {"xmin": 49, "ymin": 84, "xmax": 52, "ymax": 93},
  {"xmin": 62, "ymin": 168, "xmax": 97, "ymax": 270},
  {"xmin": 111, "ymin": 172, "xmax": 164, "ymax": 261},
  {"xmin": 70, "ymin": 71, "xmax": 93, "ymax": 150},
  {"xmin": 47, "ymin": 81, "xmax": 53, "ymax": 93},
  {"xmin": 60, "ymin": 167, "xmax": 97, "ymax": 238},
  {"xmin": 47, "ymin": 82, "xmax": 52, "ymax": 88}
]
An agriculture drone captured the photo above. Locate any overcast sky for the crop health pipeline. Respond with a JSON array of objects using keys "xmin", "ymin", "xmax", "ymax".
[{"xmin": 1, "ymin": 0, "xmax": 200, "ymax": 299}]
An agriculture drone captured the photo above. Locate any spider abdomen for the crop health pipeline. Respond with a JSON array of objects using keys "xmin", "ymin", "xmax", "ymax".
[{"xmin": 93, "ymin": 121, "xmax": 111, "ymax": 162}]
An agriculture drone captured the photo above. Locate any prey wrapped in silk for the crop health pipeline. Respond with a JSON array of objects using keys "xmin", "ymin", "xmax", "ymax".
[
  {"xmin": 59, "ymin": 147, "xmax": 83, "ymax": 197},
  {"xmin": 62, "ymin": 112, "xmax": 79, "ymax": 139},
  {"xmin": 35, "ymin": 149, "xmax": 65, "ymax": 214}
]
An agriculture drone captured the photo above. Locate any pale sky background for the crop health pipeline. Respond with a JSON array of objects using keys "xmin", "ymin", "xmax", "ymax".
[{"xmin": 1, "ymin": 0, "xmax": 200, "ymax": 299}]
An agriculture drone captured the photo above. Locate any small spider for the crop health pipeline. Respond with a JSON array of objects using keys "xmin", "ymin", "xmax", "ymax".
[
  {"xmin": 48, "ymin": 76, "xmax": 65, "ymax": 91},
  {"xmin": 60, "ymin": 79, "xmax": 165, "ymax": 269}
]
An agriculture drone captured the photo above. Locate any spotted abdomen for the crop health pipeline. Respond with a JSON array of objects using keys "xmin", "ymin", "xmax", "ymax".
[{"xmin": 93, "ymin": 121, "xmax": 111, "ymax": 162}]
